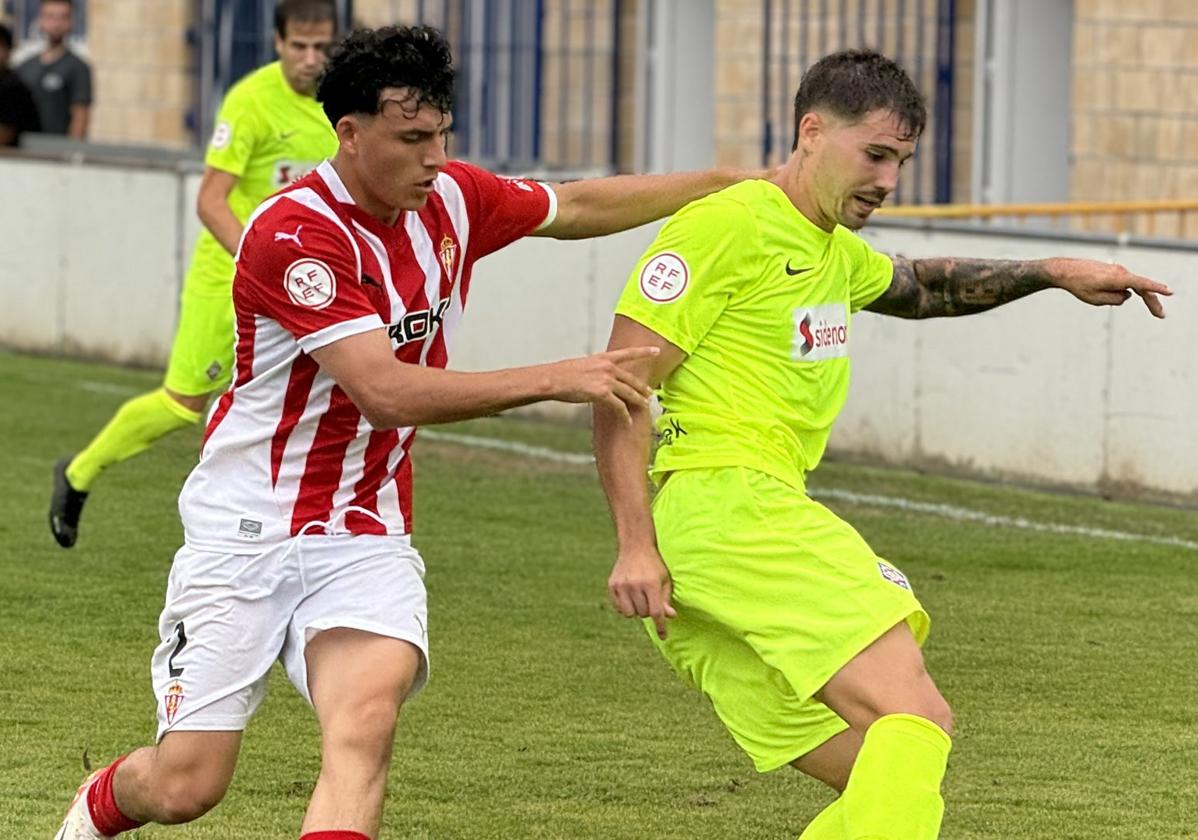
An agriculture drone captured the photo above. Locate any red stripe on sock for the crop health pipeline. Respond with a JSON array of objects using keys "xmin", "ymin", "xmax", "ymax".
[
  {"xmin": 299, "ymin": 832, "xmax": 370, "ymax": 840},
  {"xmin": 86, "ymin": 755, "xmax": 145, "ymax": 836}
]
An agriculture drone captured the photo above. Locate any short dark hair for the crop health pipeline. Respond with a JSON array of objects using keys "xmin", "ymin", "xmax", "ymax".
[
  {"xmin": 0, "ymin": 22, "xmax": 12, "ymax": 50},
  {"xmin": 317, "ymin": 25, "xmax": 455, "ymax": 127},
  {"xmin": 792, "ymin": 50, "xmax": 926, "ymax": 149},
  {"xmin": 274, "ymin": 0, "xmax": 337, "ymax": 38},
  {"xmin": 39, "ymin": 0, "xmax": 72, "ymax": 6}
]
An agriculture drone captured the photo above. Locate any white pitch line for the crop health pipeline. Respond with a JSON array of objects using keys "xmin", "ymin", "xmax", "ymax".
[
  {"xmin": 80, "ymin": 380, "xmax": 141, "ymax": 396},
  {"xmin": 421, "ymin": 430, "xmax": 595, "ymax": 465},
  {"xmin": 422, "ymin": 429, "xmax": 1198, "ymax": 553},
  {"xmin": 814, "ymin": 488, "xmax": 1198, "ymax": 552}
]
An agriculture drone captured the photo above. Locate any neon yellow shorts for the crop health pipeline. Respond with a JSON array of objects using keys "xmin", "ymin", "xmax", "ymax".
[
  {"xmin": 648, "ymin": 466, "xmax": 930, "ymax": 772},
  {"xmin": 163, "ymin": 266, "xmax": 235, "ymax": 397}
]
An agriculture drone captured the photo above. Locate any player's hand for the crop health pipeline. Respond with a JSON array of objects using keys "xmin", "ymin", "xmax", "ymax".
[
  {"xmin": 1047, "ymin": 257, "xmax": 1172, "ymax": 318},
  {"xmin": 547, "ymin": 346, "xmax": 659, "ymax": 424},
  {"xmin": 608, "ymin": 547, "xmax": 676, "ymax": 639}
]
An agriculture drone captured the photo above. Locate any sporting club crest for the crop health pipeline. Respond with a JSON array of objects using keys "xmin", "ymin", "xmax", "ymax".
[
  {"xmin": 164, "ymin": 681, "xmax": 185, "ymax": 725},
  {"xmin": 439, "ymin": 236, "xmax": 458, "ymax": 278}
]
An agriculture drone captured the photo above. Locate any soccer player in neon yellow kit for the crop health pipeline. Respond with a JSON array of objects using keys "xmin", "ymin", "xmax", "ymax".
[
  {"xmin": 49, "ymin": 0, "xmax": 339, "ymax": 548},
  {"xmin": 593, "ymin": 50, "xmax": 1171, "ymax": 839}
]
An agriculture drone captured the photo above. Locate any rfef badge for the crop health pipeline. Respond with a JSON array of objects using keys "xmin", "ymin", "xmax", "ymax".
[{"xmin": 638, "ymin": 252, "xmax": 689, "ymax": 303}]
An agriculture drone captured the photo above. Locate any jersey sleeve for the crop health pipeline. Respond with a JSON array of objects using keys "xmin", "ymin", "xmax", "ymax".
[
  {"xmin": 444, "ymin": 161, "xmax": 555, "ymax": 262},
  {"xmin": 235, "ymin": 204, "xmax": 384, "ymax": 354},
  {"xmin": 838, "ymin": 229, "xmax": 895, "ymax": 312},
  {"xmin": 204, "ymin": 82, "xmax": 262, "ymax": 178},
  {"xmin": 614, "ymin": 196, "xmax": 757, "ymax": 354}
]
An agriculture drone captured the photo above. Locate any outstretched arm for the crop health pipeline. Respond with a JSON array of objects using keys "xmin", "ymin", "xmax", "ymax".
[
  {"xmin": 534, "ymin": 167, "xmax": 768, "ymax": 240},
  {"xmin": 312, "ymin": 328, "xmax": 658, "ymax": 429},
  {"xmin": 592, "ymin": 315, "xmax": 687, "ymax": 639},
  {"xmin": 867, "ymin": 256, "xmax": 1171, "ymax": 320}
]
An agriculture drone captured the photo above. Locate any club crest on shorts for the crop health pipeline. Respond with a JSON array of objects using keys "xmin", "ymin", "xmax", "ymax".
[
  {"xmin": 638, "ymin": 252, "xmax": 689, "ymax": 303},
  {"xmin": 164, "ymin": 681, "xmax": 185, "ymax": 725},
  {"xmin": 439, "ymin": 235, "xmax": 458, "ymax": 278},
  {"xmin": 877, "ymin": 560, "xmax": 911, "ymax": 590}
]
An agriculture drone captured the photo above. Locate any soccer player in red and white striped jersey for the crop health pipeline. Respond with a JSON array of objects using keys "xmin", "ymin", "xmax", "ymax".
[{"xmin": 55, "ymin": 24, "xmax": 769, "ymax": 840}]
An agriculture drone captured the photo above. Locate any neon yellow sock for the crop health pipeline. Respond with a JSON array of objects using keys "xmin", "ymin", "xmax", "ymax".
[
  {"xmin": 66, "ymin": 388, "xmax": 202, "ymax": 491},
  {"xmin": 798, "ymin": 714, "xmax": 951, "ymax": 840},
  {"xmin": 797, "ymin": 796, "xmax": 844, "ymax": 839}
]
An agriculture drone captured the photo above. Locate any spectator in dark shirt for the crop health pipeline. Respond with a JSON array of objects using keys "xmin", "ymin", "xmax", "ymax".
[
  {"xmin": 15, "ymin": 0, "xmax": 91, "ymax": 138},
  {"xmin": 0, "ymin": 22, "xmax": 41, "ymax": 146}
]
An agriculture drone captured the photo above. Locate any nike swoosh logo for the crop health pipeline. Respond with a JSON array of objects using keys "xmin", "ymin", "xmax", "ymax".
[
  {"xmin": 279, "ymin": 131, "xmax": 297, "ymax": 141},
  {"xmin": 785, "ymin": 260, "xmax": 812, "ymax": 276},
  {"xmin": 361, "ymin": 274, "xmax": 381, "ymax": 287}
]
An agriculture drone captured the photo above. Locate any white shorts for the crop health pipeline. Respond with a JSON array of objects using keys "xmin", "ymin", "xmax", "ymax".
[{"xmin": 150, "ymin": 533, "xmax": 428, "ymax": 739}]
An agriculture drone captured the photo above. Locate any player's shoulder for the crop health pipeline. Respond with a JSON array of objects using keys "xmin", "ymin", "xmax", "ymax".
[
  {"xmin": 222, "ymin": 62, "xmax": 280, "ymax": 107},
  {"xmin": 830, "ymin": 224, "xmax": 880, "ymax": 258},
  {"xmin": 241, "ymin": 185, "xmax": 357, "ymax": 265},
  {"xmin": 438, "ymin": 159, "xmax": 541, "ymax": 195},
  {"xmin": 670, "ymin": 179, "xmax": 763, "ymax": 235}
]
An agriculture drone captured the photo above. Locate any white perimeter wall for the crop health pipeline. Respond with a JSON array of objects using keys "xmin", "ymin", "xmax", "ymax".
[{"xmin": 1, "ymin": 154, "xmax": 1194, "ymax": 501}]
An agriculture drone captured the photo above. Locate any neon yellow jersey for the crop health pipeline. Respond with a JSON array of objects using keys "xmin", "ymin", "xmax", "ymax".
[
  {"xmin": 188, "ymin": 61, "xmax": 337, "ymax": 293},
  {"xmin": 615, "ymin": 179, "xmax": 893, "ymax": 492}
]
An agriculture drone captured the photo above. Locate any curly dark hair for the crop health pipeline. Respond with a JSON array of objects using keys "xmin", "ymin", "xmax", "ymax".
[
  {"xmin": 791, "ymin": 50, "xmax": 926, "ymax": 149},
  {"xmin": 317, "ymin": 25, "xmax": 455, "ymax": 127}
]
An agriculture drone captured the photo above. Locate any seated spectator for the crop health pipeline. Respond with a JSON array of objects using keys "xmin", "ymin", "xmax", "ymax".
[{"xmin": 0, "ymin": 21, "xmax": 40, "ymax": 146}]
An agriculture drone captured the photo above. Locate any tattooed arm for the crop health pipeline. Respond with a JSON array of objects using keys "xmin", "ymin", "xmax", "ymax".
[{"xmin": 867, "ymin": 255, "xmax": 1171, "ymax": 319}]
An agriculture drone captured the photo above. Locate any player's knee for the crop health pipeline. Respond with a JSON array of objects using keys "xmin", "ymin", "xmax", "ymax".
[
  {"xmin": 889, "ymin": 692, "xmax": 953, "ymax": 736},
  {"xmin": 152, "ymin": 774, "xmax": 228, "ymax": 824},
  {"xmin": 923, "ymin": 695, "xmax": 954, "ymax": 737},
  {"xmin": 323, "ymin": 695, "xmax": 401, "ymax": 761}
]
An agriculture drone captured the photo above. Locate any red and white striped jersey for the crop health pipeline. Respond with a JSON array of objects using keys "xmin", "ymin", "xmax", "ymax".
[{"xmin": 178, "ymin": 160, "xmax": 556, "ymax": 553}]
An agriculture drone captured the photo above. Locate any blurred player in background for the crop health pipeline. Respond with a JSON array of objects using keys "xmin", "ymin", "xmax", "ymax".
[
  {"xmin": 53, "ymin": 24, "xmax": 771, "ymax": 840},
  {"xmin": 49, "ymin": 0, "xmax": 340, "ymax": 548},
  {"xmin": 593, "ymin": 49, "xmax": 1171, "ymax": 840}
]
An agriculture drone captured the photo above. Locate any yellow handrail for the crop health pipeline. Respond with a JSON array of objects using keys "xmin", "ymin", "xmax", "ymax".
[{"xmin": 878, "ymin": 198, "xmax": 1198, "ymax": 218}]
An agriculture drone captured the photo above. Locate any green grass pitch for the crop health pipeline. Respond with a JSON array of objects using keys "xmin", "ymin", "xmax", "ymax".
[{"xmin": 2, "ymin": 350, "xmax": 1196, "ymax": 838}]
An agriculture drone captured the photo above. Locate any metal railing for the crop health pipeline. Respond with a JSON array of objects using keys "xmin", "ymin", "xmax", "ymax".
[
  {"xmin": 193, "ymin": 0, "xmax": 622, "ymax": 173},
  {"xmin": 366, "ymin": 0, "xmax": 623, "ymax": 173},
  {"xmin": 761, "ymin": 0, "xmax": 957, "ymax": 204}
]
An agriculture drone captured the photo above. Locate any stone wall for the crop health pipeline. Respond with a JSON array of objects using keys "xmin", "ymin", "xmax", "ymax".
[
  {"xmin": 1071, "ymin": 0, "xmax": 1198, "ymax": 236},
  {"xmin": 81, "ymin": 0, "xmax": 193, "ymax": 147}
]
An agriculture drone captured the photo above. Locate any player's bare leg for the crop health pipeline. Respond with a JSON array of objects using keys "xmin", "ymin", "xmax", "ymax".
[
  {"xmin": 817, "ymin": 622, "xmax": 952, "ymax": 733},
  {"xmin": 797, "ymin": 622, "xmax": 953, "ymax": 840},
  {"xmin": 301, "ymin": 628, "xmax": 422, "ymax": 838},
  {"xmin": 55, "ymin": 731, "xmax": 240, "ymax": 837},
  {"xmin": 790, "ymin": 728, "xmax": 863, "ymax": 792},
  {"xmin": 113, "ymin": 731, "xmax": 241, "ymax": 823}
]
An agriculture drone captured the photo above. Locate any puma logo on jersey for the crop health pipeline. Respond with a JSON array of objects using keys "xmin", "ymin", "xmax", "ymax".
[{"xmin": 274, "ymin": 225, "xmax": 303, "ymax": 247}]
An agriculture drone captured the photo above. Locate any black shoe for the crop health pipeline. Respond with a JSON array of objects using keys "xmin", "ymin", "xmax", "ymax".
[{"xmin": 50, "ymin": 457, "xmax": 88, "ymax": 548}]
